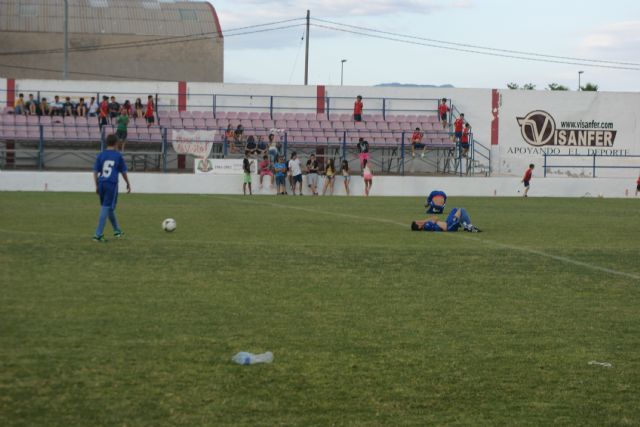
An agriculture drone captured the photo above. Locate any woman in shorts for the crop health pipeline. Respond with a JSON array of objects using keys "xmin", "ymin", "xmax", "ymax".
[
  {"xmin": 341, "ymin": 159, "xmax": 350, "ymax": 196},
  {"xmin": 362, "ymin": 159, "xmax": 373, "ymax": 197},
  {"xmin": 322, "ymin": 158, "xmax": 336, "ymax": 196}
]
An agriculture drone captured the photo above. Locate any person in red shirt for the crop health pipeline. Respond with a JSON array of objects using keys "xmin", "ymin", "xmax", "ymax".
[
  {"xmin": 145, "ymin": 95, "xmax": 155, "ymax": 128},
  {"xmin": 98, "ymin": 96, "xmax": 109, "ymax": 130},
  {"xmin": 636, "ymin": 174, "xmax": 640, "ymax": 196},
  {"xmin": 438, "ymin": 98, "xmax": 450, "ymax": 129},
  {"xmin": 522, "ymin": 164, "xmax": 534, "ymax": 197},
  {"xmin": 353, "ymin": 95, "xmax": 363, "ymax": 122},
  {"xmin": 410, "ymin": 127, "xmax": 423, "ymax": 158},
  {"xmin": 453, "ymin": 113, "xmax": 465, "ymax": 142},
  {"xmin": 460, "ymin": 123, "xmax": 471, "ymax": 157}
]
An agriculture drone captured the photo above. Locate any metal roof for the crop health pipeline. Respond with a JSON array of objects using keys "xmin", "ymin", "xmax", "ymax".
[{"xmin": 0, "ymin": 0, "xmax": 223, "ymax": 37}]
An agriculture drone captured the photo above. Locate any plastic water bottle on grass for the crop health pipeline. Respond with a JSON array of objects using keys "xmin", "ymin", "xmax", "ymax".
[{"xmin": 232, "ymin": 351, "xmax": 273, "ymax": 365}]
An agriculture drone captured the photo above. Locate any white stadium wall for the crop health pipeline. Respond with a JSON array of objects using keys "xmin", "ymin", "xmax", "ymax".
[{"xmin": 0, "ymin": 171, "xmax": 636, "ymax": 199}]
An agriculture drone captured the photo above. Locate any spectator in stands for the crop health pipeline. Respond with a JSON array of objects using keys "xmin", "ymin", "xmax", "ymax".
[
  {"xmin": 357, "ymin": 137, "xmax": 370, "ymax": 168},
  {"xmin": 108, "ymin": 96, "xmax": 120, "ymax": 123},
  {"xmin": 62, "ymin": 97, "xmax": 74, "ymax": 116},
  {"xmin": 274, "ymin": 155, "xmax": 287, "ymax": 195},
  {"xmin": 76, "ymin": 97, "xmax": 88, "ymax": 117},
  {"xmin": 256, "ymin": 135, "xmax": 268, "ymax": 157},
  {"xmin": 234, "ymin": 124, "xmax": 245, "ymax": 145},
  {"xmin": 289, "ymin": 151, "xmax": 303, "ymax": 196},
  {"xmin": 88, "ymin": 97, "xmax": 99, "ymax": 117},
  {"xmin": 121, "ymin": 100, "xmax": 132, "ymax": 117},
  {"xmin": 411, "ymin": 207, "xmax": 482, "ymax": 232},
  {"xmin": 267, "ymin": 133, "xmax": 278, "ymax": 164},
  {"xmin": 439, "ymin": 98, "xmax": 450, "ymax": 129},
  {"xmin": 322, "ymin": 158, "xmax": 336, "ymax": 196},
  {"xmin": 341, "ymin": 159, "xmax": 350, "ymax": 196},
  {"xmin": 99, "ymin": 96, "xmax": 109, "ymax": 129},
  {"xmin": 454, "ymin": 113, "xmax": 465, "ymax": 142},
  {"xmin": 144, "ymin": 95, "xmax": 155, "ymax": 128},
  {"xmin": 306, "ymin": 154, "xmax": 320, "ymax": 196},
  {"xmin": 460, "ymin": 123, "xmax": 471, "ymax": 157},
  {"xmin": 353, "ymin": 95, "xmax": 363, "ymax": 122},
  {"xmin": 14, "ymin": 93, "xmax": 26, "ymax": 115},
  {"xmin": 224, "ymin": 124, "xmax": 236, "ymax": 153},
  {"xmin": 133, "ymin": 98, "xmax": 144, "ymax": 119},
  {"xmin": 245, "ymin": 135, "xmax": 257, "ymax": 156},
  {"xmin": 258, "ymin": 154, "xmax": 274, "ymax": 189},
  {"xmin": 25, "ymin": 94, "xmax": 38, "ymax": 115},
  {"xmin": 410, "ymin": 127, "xmax": 423, "ymax": 158},
  {"xmin": 50, "ymin": 95, "xmax": 64, "ymax": 117},
  {"xmin": 39, "ymin": 97, "xmax": 50, "ymax": 116},
  {"xmin": 116, "ymin": 108, "xmax": 130, "ymax": 151},
  {"xmin": 362, "ymin": 159, "xmax": 373, "ymax": 196}
]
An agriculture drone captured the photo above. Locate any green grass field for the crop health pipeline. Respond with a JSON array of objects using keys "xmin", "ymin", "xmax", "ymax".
[{"xmin": 1, "ymin": 192, "xmax": 639, "ymax": 426}]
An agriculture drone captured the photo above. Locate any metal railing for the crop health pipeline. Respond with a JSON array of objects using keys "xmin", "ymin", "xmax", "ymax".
[{"xmin": 543, "ymin": 153, "xmax": 640, "ymax": 177}]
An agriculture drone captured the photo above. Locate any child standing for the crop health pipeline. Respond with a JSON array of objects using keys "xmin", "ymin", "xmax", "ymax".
[
  {"xmin": 522, "ymin": 164, "xmax": 534, "ymax": 197},
  {"xmin": 438, "ymin": 98, "xmax": 450, "ymax": 129},
  {"xmin": 243, "ymin": 152, "xmax": 253, "ymax": 195},
  {"xmin": 362, "ymin": 159, "xmax": 373, "ymax": 197},
  {"xmin": 288, "ymin": 151, "xmax": 303, "ymax": 196},
  {"xmin": 258, "ymin": 155, "xmax": 274, "ymax": 189},
  {"xmin": 92, "ymin": 134, "xmax": 131, "ymax": 242},
  {"xmin": 460, "ymin": 123, "xmax": 471, "ymax": 157},
  {"xmin": 353, "ymin": 95, "xmax": 363, "ymax": 122},
  {"xmin": 274, "ymin": 155, "xmax": 287, "ymax": 195}
]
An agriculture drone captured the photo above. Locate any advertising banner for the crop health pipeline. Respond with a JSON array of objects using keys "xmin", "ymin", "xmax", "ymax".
[
  {"xmin": 497, "ymin": 91, "xmax": 640, "ymax": 177},
  {"xmin": 194, "ymin": 158, "xmax": 257, "ymax": 175},
  {"xmin": 171, "ymin": 130, "xmax": 217, "ymax": 158}
]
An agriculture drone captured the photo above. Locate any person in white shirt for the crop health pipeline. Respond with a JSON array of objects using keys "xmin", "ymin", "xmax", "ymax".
[
  {"xmin": 288, "ymin": 151, "xmax": 303, "ymax": 196},
  {"xmin": 88, "ymin": 97, "xmax": 99, "ymax": 117}
]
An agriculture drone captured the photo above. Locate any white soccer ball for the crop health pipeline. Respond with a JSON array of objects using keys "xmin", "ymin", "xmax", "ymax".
[{"xmin": 162, "ymin": 218, "xmax": 177, "ymax": 232}]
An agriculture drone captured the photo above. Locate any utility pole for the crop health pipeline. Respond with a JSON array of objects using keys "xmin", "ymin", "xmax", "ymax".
[
  {"xmin": 304, "ymin": 10, "xmax": 310, "ymax": 85},
  {"xmin": 63, "ymin": 0, "xmax": 69, "ymax": 79}
]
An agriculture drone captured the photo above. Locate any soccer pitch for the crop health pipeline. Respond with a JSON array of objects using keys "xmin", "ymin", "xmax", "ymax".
[{"xmin": 1, "ymin": 192, "xmax": 639, "ymax": 426}]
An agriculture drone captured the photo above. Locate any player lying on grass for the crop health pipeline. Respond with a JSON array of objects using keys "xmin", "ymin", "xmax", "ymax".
[
  {"xmin": 411, "ymin": 207, "xmax": 482, "ymax": 232},
  {"xmin": 425, "ymin": 190, "xmax": 447, "ymax": 214}
]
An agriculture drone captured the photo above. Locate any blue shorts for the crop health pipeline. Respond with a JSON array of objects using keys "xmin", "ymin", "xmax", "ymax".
[
  {"xmin": 275, "ymin": 175, "xmax": 286, "ymax": 186},
  {"xmin": 524, "ymin": 180, "xmax": 530, "ymax": 188},
  {"xmin": 293, "ymin": 174, "xmax": 302, "ymax": 183},
  {"xmin": 446, "ymin": 208, "xmax": 461, "ymax": 231},
  {"xmin": 455, "ymin": 131, "xmax": 462, "ymax": 139},
  {"xmin": 98, "ymin": 181, "xmax": 118, "ymax": 209}
]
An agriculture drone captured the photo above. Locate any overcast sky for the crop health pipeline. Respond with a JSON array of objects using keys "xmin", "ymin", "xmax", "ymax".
[{"xmin": 209, "ymin": 0, "xmax": 640, "ymax": 92}]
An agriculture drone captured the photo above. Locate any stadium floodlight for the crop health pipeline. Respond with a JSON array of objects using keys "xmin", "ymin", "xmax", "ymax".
[
  {"xmin": 341, "ymin": 59, "xmax": 347, "ymax": 86},
  {"xmin": 578, "ymin": 70, "xmax": 584, "ymax": 91}
]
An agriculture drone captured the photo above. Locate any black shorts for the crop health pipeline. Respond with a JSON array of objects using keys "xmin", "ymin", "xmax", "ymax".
[
  {"xmin": 116, "ymin": 130, "xmax": 127, "ymax": 140},
  {"xmin": 354, "ymin": 114, "xmax": 362, "ymax": 122},
  {"xmin": 146, "ymin": 116, "xmax": 155, "ymax": 124},
  {"xmin": 440, "ymin": 113, "xmax": 447, "ymax": 121},
  {"xmin": 99, "ymin": 117, "xmax": 108, "ymax": 127},
  {"xmin": 524, "ymin": 180, "xmax": 530, "ymax": 188},
  {"xmin": 293, "ymin": 174, "xmax": 302, "ymax": 183},
  {"xmin": 637, "ymin": 184, "xmax": 640, "ymax": 191}
]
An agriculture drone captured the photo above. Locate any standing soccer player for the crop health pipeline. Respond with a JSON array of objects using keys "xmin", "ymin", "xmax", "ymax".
[
  {"xmin": 353, "ymin": 95, "xmax": 363, "ymax": 122},
  {"xmin": 438, "ymin": 98, "xmax": 450, "ymax": 129},
  {"xmin": 636, "ymin": 174, "xmax": 640, "ymax": 196},
  {"xmin": 92, "ymin": 134, "xmax": 131, "ymax": 242},
  {"xmin": 522, "ymin": 164, "xmax": 534, "ymax": 197}
]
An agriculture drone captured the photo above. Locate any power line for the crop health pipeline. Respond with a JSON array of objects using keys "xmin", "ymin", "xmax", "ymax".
[
  {"xmin": 311, "ymin": 22, "xmax": 639, "ymax": 71},
  {"xmin": 0, "ymin": 17, "xmax": 306, "ymax": 57},
  {"xmin": 312, "ymin": 17, "xmax": 640, "ymax": 68}
]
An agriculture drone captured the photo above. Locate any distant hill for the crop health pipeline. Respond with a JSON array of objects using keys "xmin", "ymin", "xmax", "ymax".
[{"xmin": 376, "ymin": 83, "xmax": 455, "ymax": 88}]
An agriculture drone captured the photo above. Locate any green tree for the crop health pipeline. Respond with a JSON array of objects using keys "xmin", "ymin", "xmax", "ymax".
[
  {"xmin": 522, "ymin": 83, "xmax": 536, "ymax": 90},
  {"xmin": 581, "ymin": 82, "xmax": 599, "ymax": 91},
  {"xmin": 548, "ymin": 83, "xmax": 569, "ymax": 91},
  {"xmin": 507, "ymin": 82, "xmax": 519, "ymax": 90}
]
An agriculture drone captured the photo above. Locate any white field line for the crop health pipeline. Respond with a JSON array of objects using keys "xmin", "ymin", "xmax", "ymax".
[{"xmin": 212, "ymin": 195, "xmax": 640, "ymax": 281}]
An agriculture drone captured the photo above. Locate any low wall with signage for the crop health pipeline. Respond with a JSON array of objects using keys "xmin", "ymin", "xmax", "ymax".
[{"xmin": 1, "ymin": 171, "xmax": 636, "ymax": 198}]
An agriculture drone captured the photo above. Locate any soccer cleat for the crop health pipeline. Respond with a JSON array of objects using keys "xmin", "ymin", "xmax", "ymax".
[
  {"xmin": 469, "ymin": 226, "xmax": 482, "ymax": 233},
  {"xmin": 114, "ymin": 231, "xmax": 125, "ymax": 238},
  {"xmin": 92, "ymin": 235, "xmax": 108, "ymax": 243}
]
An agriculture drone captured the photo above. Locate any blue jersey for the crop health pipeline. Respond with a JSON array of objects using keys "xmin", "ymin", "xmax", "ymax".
[
  {"xmin": 423, "ymin": 221, "xmax": 443, "ymax": 232},
  {"xmin": 94, "ymin": 149, "xmax": 127, "ymax": 185}
]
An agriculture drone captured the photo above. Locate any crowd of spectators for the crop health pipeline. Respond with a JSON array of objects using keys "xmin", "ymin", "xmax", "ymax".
[{"xmin": 11, "ymin": 93, "xmax": 155, "ymax": 125}]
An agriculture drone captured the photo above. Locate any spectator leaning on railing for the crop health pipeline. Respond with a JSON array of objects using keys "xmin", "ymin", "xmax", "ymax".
[
  {"xmin": 88, "ymin": 97, "xmax": 99, "ymax": 117},
  {"xmin": 14, "ymin": 93, "xmax": 25, "ymax": 115},
  {"xmin": 40, "ymin": 98, "xmax": 50, "ymax": 116},
  {"xmin": 26, "ymin": 94, "xmax": 38, "ymax": 115},
  {"xmin": 50, "ymin": 95, "xmax": 64, "ymax": 116},
  {"xmin": 133, "ymin": 98, "xmax": 144, "ymax": 119}
]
